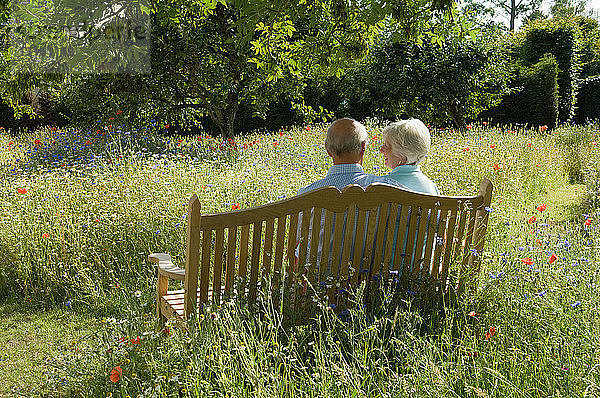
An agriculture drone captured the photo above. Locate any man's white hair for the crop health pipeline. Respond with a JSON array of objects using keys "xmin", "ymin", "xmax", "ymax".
[
  {"xmin": 325, "ymin": 118, "xmax": 369, "ymax": 157},
  {"xmin": 382, "ymin": 119, "xmax": 431, "ymax": 165}
]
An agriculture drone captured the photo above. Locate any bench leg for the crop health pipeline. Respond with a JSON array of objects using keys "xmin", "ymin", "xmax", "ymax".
[{"xmin": 156, "ymin": 274, "xmax": 169, "ymax": 326}]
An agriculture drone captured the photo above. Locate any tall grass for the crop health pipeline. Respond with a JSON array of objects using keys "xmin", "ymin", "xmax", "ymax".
[{"xmin": 1, "ymin": 120, "xmax": 599, "ymax": 397}]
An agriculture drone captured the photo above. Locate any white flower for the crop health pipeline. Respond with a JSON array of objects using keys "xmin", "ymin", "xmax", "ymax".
[{"xmin": 134, "ymin": 290, "xmax": 142, "ymax": 298}]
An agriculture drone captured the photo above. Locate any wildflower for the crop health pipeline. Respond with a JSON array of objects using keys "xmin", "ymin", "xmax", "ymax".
[
  {"xmin": 528, "ymin": 216, "xmax": 536, "ymax": 224},
  {"xmin": 134, "ymin": 290, "xmax": 142, "ymax": 298},
  {"xmin": 466, "ymin": 125, "xmax": 472, "ymax": 130},
  {"xmin": 493, "ymin": 163, "xmax": 500, "ymax": 171},
  {"xmin": 521, "ymin": 258, "xmax": 534, "ymax": 266},
  {"xmin": 485, "ymin": 326, "xmax": 496, "ymax": 340},
  {"xmin": 231, "ymin": 203, "xmax": 240, "ymax": 210},
  {"xmin": 34, "ymin": 139, "xmax": 41, "ymax": 146},
  {"xmin": 548, "ymin": 253, "xmax": 558, "ymax": 264},
  {"xmin": 527, "ymin": 143, "xmax": 532, "ymax": 147},
  {"xmin": 570, "ymin": 301, "xmax": 581, "ymax": 308},
  {"xmin": 490, "ymin": 144, "xmax": 495, "ymax": 149},
  {"xmin": 468, "ymin": 311, "xmax": 479, "ymax": 317},
  {"xmin": 584, "ymin": 218, "xmax": 591, "ymax": 226},
  {"xmin": 536, "ymin": 204, "xmax": 547, "ymax": 212},
  {"xmin": 131, "ymin": 336, "xmax": 141, "ymax": 345},
  {"xmin": 110, "ymin": 366, "xmax": 122, "ymax": 383},
  {"xmin": 539, "ymin": 125, "xmax": 548, "ymax": 132},
  {"xmin": 108, "ymin": 117, "xmax": 115, "ymax": 121},
  {"xmin": 17, "ymin": 188, "xmax": 28, "ymax": 194},
  {"xmin": 65, "ymin": 300, "xmax": 72, "ymax": 308},
  {"xmin": 41, "ymin": 232, "xmax": 50, "ymax": 239},
  {"xmin": 116, "ymin": 110, "xmax": 123, "ymax": 115},
  {"xmin": 537, "ymin": 290, "xmax": 547, "ymax": 297}
]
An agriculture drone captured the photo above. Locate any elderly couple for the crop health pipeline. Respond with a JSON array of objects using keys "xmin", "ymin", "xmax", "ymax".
[{"xmin": 297, "ymin": 117, "xmax": 438, "ymax": 196}]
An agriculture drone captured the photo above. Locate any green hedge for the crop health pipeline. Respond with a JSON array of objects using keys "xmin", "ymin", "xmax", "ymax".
[
  {"xmin": 480, "ymin": 54, "xmax": 559, "ymax": 128},
  {"xmin": 520, "ymin": 19, "xmax": 581, "ymax": 123},
  {"xmin": 575, "ymin": 76, "xmax": 600, "ymax": 122}
]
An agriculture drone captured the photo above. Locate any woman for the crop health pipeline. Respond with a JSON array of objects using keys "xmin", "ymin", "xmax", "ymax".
[{"xmin": 380, "ymin": 119, "xmax": 439, "ymax": 195}]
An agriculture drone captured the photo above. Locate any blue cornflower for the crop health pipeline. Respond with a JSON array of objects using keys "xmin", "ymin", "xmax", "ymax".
[{"xmin": 571, "ymin": 301, "xmax": 581, "ymax": 308}]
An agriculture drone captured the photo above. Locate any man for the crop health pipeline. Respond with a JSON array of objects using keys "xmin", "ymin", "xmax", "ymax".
[
  {"xmin": 298, "ymin": 118, "xmax": 407, "ymax": 195},
  {"xmin": 296, "ymin": 118, "xmax": 407, "ymax": 267}
]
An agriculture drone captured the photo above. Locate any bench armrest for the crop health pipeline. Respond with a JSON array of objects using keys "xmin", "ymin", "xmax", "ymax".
[{"xmin": 148, "ymin": 253, "xmax": 186, "ymax": 281}]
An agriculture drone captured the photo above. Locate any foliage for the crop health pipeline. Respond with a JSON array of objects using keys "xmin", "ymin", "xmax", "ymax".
[
  {"xmin": 483, "ymin": 54, "xmax": 559, "ymax": 128},
  {"xmin": 1, "ymin": 0, "xmax": 465, "ymax": 138},
  {"xmin": 575, "ymin": 76, "xmax": 600, "ymax": 124},
  {"xmin": 519, "ymin": 18, "xmax": 582, "ymax": 123},
  {"xmin": 315, "ymin": 25, "xmax": 512, "ymax": 129}
]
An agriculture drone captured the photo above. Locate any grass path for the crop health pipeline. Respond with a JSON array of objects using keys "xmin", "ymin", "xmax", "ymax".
[
  {"xmin": 0, "ymin": 182, "xmax": 589, "ymax": 397},
  {"xmin": 0, "ymin": 302, "xmax": 98, "ymax": 397}
]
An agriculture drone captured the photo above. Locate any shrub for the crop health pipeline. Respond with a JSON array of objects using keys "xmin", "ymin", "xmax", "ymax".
[
  {"xmin": 481, "ymin": 54, "xmax": 559, "ymax": 128},
  {"xmin": 574, "ymin": 76, "xmax": 600, "ymax": 123},
  {"xmin": 519, "ymin": 18, "xmax": 582, "ymax": 123}
]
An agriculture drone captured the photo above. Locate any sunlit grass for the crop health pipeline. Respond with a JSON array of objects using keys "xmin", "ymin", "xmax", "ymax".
[{"xmin": 0, "ymin": 118, "xmax": 599, "ymax": 397}]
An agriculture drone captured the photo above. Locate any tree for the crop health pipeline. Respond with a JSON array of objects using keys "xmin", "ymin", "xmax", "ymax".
[
  {"xmin": 3, "ymin": 0, "xmax": 463, "ymax": 138},
  {"xmin": 490, "ymin": 0, "xmax": 543, "ymax": 31},
  {"xmin": 331, "ymin": 23, "xmax": 512, "ymax": 129}
]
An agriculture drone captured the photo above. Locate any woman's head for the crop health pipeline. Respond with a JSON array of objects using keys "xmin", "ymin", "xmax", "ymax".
[{"xmin": 380, "ymin": 119, "xmax": 431, "ymax": 168}]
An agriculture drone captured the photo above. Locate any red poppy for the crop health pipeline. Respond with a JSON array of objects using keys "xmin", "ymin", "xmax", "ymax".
[
  {"xmin": 483, "ymin": 121, "xmax": 488, "ymax": 125},
  {"xmin": 468, "ymin": 311, "xmax": 479, "ymax": 317},
  {"xmin": 527, "ymin": 143, "xmax": 532, "ymax": 147},
  {"xmin": 8, "ymin": 141, "xmax": 13, "ymax": 146},
  {"xmin": 42, "ymin": 233, "xmax": 50, "ymax": 239},
  {"xmin": 466, "ymin": 125, "xmax": 472, "ymax": 129},
  {"xmin": 584, "ymin": 218, "xmax": 591, "ymax": 226},
  {"xmin": 548, "ymin": 253, "xmax": 558, "ymax": 264},
  {"xmin": 485, "ymin": 326, "xmax": 496, "ymax": 340},
  {"xmin": 131, "ymin": 336, "xmax": 141, "ymax": 345},
  {"xmin": 165, "ymin": 124, "xmax": 170, "ymax": 129},
  {"xmin": 85, "ymin": 140, "xmax": 91, "ymax": 145},
  {"xmin": 493, "ymin": 163, "xmax": 500, "ymax": 171},
  {"xmin": 306, "ymin": 126, "xmax": 310, "ymax": 131},
  {"xmin": 536, "ymin": 204, "xmax": 547, "ymax": 212},
  {"xmin": 521, "ymin": 258, "xmax": 534, "ymax": 266},
  {"xmin": 592, "ymin": 141, "xmax": 597, "ymax": 146},
  {"xmin": 273, "ymin": 142, "xmax": 278, "ymax": 147},
  {"xmin": 231, "ymin": 203, "xmax": 240, "ymax": 210},
  {"xmin": 108, "ymin": 117, "xmax": 115, "ymax": 121},
  {"xmin": 17, "ymin": 188, "xmax": 28, "ymax": 194},
  {"xmin": 372, "ymin": 135, "xmax": 378, "ymax": 141},
  {"xmin": 490, "ymin": 144, "xmax": 496, "ymax": 149},
  {"xmin": 539, "ymin": 125, "xmax": 548, "ymax": 132},
  {"xmin": 528, "ymin": 216, "xmax": 536, "ymax": 224},
  {"xmin": 116, "ymin": 110, "xmax": 123, "ymax": 115},
  {"xmin": 536, "ymin": 239, "xmax": 542, "ymax": 246},
  {"xmin": 34, "ymin": 139, "xmax": 42, "ymax": 146},
  {"xmin": 110, "ymin": 366, "xmax": 122, "ymax": 383}
]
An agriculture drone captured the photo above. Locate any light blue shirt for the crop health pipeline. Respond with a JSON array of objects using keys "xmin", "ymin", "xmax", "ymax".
[
  {"xmin": 386, "ymin": 165, "xmax": 439, "ymax": 195},
  {"xmin": 298, "ymin": 163, "xmax": 407, "ymax": 195}
]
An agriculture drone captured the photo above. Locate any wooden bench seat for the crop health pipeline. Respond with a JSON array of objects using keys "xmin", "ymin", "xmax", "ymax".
[{"xmin": 150, "ymin": 180, "xmax": 493, "ymax": 327}]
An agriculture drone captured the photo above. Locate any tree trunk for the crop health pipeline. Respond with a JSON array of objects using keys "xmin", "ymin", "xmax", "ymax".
[
  {"xmin": 213, "ymin": 92, "xmax": 239, "ymax": 140},
  {"xmin": 510, "ymin": 0, "xmax": 516, "ymax": 31},
  {"xmin": 447, "ymin": 100, "xmax": 467, "ymax": 130}
]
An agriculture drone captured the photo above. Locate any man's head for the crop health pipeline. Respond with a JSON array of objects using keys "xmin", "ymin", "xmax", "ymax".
[{"xmin": 325, "ymin": 118, "xmax": 369, "ymax": 164}]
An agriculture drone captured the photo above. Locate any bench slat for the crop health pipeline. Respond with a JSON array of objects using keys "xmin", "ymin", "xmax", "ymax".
[
  {"xmin": 350, "ymin": 208, "xmax": 368, "ymax": 286},
  {"xmin": 372, "ymin": 204, "xmax": 390, "ymax": 278},
  {"xmin": 199, "ymin": 230, "xmax": 212, "ymax": 304},
  {"xmin": 238, "ymin": 224, "xmax": 250, "ymax": 296},
  {"xmin": 249, "ymin": 222, "xmax": 263, "ymax": 303},
  {"xmin": 319, "ymin": 210, "xmax": 334, "ymax": 279},
  {"xmin": 262, "ymin": 218, "xmax": 275, "ymax": 277},
  {"xmin": 225, "ymin": 226, "xmax": 237, "ymax": 294},
  {"xmin": 273, "ymin": 216, "xmax": 287, "ymax": 290},
  {"xmin": 184, "ymin": 195, "xmax": 201, "ymax": 317},
  {"xmin": 213, "ymin": 228, "xmax": 225, "ymax": 303}
]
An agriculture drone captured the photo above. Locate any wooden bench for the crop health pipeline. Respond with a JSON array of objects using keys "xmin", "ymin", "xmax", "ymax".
[{"xmin": 149, "ymin": 179, "xmax": 493, "ymax": 326}]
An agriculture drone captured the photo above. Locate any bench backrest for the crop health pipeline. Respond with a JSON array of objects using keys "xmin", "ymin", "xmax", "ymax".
[{"xmin": 182, "ymin": 179, "xmax": 493, "ymax": 316}]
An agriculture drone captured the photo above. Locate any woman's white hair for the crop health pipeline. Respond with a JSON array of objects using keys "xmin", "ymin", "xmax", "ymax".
[{"xmin": 382, "ymin": 119, "xmax": 431, "ymax": 165}]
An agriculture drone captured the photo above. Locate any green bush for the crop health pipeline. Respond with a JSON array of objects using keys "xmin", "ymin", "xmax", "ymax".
[
  {"xmin": 481, "ymin": 54, "xmax": 559, "ymax": 128},
  {"xmin": 575, "ymin": 76, "xmax": 600, "ymax": 123},
  {"xmin": 520, "ymin": 18, "xmax": 582, "ymax": 123}
]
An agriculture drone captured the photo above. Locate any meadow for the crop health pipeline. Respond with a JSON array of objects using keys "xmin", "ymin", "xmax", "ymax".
[{"xmin": 0, "ymin": 116, "xmax": 599, "ymax": 397}]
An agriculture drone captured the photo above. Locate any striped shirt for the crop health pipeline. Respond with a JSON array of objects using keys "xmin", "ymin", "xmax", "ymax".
[{"xmin": 297, "ymin": 163, "xmax": 407, "ymax": 195}]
